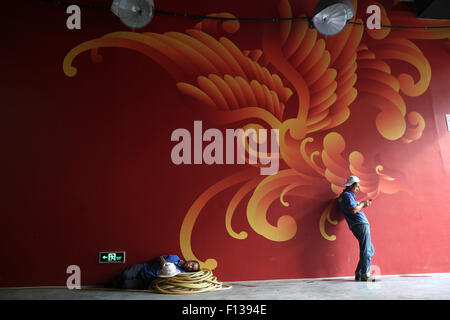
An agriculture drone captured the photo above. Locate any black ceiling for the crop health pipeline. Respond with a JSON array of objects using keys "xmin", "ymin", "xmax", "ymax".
[{"xmin": 413, "ymin": 0, "xmax": 450, "ymax": 19}]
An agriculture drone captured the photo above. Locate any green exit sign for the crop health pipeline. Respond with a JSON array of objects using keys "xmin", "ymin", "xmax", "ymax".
[{"xmin": 99, "ymin": 251, "xmax": 126, "ymax": 264}]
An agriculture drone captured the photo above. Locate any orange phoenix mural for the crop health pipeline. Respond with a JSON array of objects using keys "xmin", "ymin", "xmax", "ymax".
[{"xmin": 63, "ymin": 0, "xmax": 449, "ymax": 271}]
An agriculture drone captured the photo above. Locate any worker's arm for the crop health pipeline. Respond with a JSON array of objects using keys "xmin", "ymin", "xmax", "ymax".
[
  {"xmin": 350, "ymin": 200, "xmax": 372, "ymax": 214},
  {"xmin": 159, "ymin": 255, "xmax": 167, "ymax": 266}
]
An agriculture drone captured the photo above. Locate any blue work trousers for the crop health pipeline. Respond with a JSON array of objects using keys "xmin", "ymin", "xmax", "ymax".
[{"xmin": 351, "ymin": 223, "xmax": 375, "ymax": 277}]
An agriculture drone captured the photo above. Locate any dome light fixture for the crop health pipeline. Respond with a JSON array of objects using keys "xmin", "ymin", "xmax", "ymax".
[
  {"xmin": 312, "ymin": 0, "xmax": 354, "ymax": 36},
  {"xmin": 111, "ymin": 0, "xmax": 155, "ymax": 30}
]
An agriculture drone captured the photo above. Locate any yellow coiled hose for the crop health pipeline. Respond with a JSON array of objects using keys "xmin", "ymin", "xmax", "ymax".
[{"xmin": 151, "ymin": 269, "xmax": 232, "ymax": 294}]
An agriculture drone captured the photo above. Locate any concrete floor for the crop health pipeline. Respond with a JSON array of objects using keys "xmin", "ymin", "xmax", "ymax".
[{"xmin": 1, "ymin": 273, "xmax": 450, "ymax": 300}]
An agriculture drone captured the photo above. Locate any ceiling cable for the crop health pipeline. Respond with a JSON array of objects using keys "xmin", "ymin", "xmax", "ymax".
[{"xmin": 40, "ymin": 0, "xmax": 450, "ymax": 29}]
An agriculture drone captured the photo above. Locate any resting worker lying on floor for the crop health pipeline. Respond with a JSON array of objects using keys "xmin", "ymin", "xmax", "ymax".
[{"xmin": 105, "ymin": 254, "xmax": 200, "ymax": 290}]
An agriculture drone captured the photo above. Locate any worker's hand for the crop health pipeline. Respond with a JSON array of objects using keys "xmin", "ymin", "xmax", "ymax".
[{"xmin": 363, "ymin": 199, "xmax": 372, "ymax": 207}]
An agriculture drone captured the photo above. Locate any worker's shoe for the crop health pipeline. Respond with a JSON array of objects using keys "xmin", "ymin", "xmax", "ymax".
[
  {"xmin": 360, "ymin": 274, "xmax": 376, "ymax": 282},
  {"xmin": 355, "ymin": 274, "xmax": 361, "ymax": 281}
]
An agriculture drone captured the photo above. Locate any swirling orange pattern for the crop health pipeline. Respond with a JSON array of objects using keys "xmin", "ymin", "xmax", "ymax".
[
  {"xmin": 194, "ymin": 13, "xmax": 240, "ymax": 36},
  {"xmin": 355, "ymin": 38, "xmax": 430, "ymax": 141},
  {"xmin": 300, "ymin": 132, "xmax": 388, "ymax": 198},
  {"xmin": 63, "ymin": 0, "xmax": 447, "ymax": 267}
]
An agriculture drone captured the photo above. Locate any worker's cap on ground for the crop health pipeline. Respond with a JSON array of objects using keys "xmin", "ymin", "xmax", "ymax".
[
  {"xmin": 158, "ymin": 262, "xmax": 181, "ymax": 278},
  {"xmin": 344, "ymin": 175, "xmax": 360, "ymax": 186}
]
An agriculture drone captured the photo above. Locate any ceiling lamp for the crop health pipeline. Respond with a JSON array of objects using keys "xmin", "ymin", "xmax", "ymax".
[
  {"xmin": 111, "ymin": 0, "xmax": 155, "ymax": 30},
  {"xmin": 312, "ymin": 0, "xmax": 354, "ymax": 36}
]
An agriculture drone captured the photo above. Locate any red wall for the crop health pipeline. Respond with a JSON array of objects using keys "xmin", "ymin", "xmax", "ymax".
[{"xmin": 1, "ymin": 0, "xmax": 450, "ymax": 287}]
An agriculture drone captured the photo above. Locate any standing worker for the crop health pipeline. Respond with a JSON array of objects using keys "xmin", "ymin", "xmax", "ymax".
[{"xmin": 337, "ymin": 176, "xmax": 376, "ymax": 281}]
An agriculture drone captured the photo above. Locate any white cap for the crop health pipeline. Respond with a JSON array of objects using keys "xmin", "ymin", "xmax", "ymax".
[
  {"xmin": 157, "ymin": 262, "xmax": 181, "ymax": 278},
  {"xmin": 344, "ymin": 175, "xmax": 360, "ymax": 186}
]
